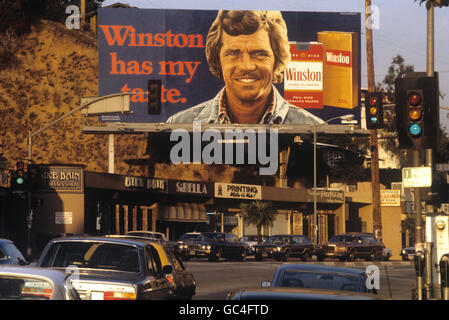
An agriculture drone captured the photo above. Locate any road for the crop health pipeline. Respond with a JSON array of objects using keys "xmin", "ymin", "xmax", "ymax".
[{"xmin": 184, "ymin": 257, "xmax": 416, "ymax": 300}]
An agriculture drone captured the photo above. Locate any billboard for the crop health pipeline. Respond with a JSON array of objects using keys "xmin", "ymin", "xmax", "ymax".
[{"xmin": 98, "ymin": 8, "xmax": 361, "ymax": 124}]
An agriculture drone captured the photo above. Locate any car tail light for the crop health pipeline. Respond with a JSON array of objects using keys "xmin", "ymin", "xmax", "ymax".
[
  {"xmin": 21, "ymin": 287, "xmax": 53, "ymax": 299},
  {"xmin": 103, "ymin": 291, "xmax": 137, "ymax": 300}
]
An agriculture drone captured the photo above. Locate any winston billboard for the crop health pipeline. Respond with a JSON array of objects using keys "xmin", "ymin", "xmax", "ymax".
[{"xmin": 98, "ymin": 8, "xmax": 361, "ymax": 124}]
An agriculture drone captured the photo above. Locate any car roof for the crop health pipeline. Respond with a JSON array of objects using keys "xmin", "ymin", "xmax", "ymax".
[
  {"xmin": 48, "ymin": 235, "xmax": 154, "ymax": 247},
  {"xmin": 232, "ymin": 287, "xmax": 382, "ymax": 300},
  {"xmin": 275, "ymin": 263, "xmax": 365, "ymax": 276},
  {"xmin": 333, "ymin": 232, "xmax": 375, "ymax": 237},
  {"xmin": 127, "ymin": 231, "xmax": 164, "ymax": 235},
  {"xmin": 270, "ymin": 234, "xmax": 306, "ymax": 237},
  {"xmin": 0, "ymin": 238, "xmax": 13, "ymax": 243}
]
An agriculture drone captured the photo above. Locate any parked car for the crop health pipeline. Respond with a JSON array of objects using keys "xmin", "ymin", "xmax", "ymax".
[
  {"xmin": 175, "ymin": 232, "xmax": 202, "ymax": 261},
  {"xmin": 240, "ymin": 235, "xmax": 267, "ymax": 255},
  {"xmin": 401, "ymin": 247, "xmax": 416, "ymax": 261},
  {"xmin": 263, "ymin": 263, "xmax": 378, "ymax": 294},
  {"xmin": 253, "ymin": 235, "xmax": 315, "ymax": 262},
  {"xmin": 317, "ymin": 233, "xmax": 384, "ymax": 262},
  {"xmin": 194, "ymin": 232, "xmax": 249, "ymax": 261},
  {"xmin": 162, "ymin": 245, "xmax": 196, "ymax": 300},
  {"xmin": 0, "ymin": 239, "xmax": 27, "ymax": 266},
  {"xmin": 36, "ymin": 236, "xmax": 172, "ymax": 300},
  {"xmin": 0, "ymin": 266, "xmax": 80, "ymax": 300},
  {"xmin": 226, "ymin": 287, "xmax": 383, "ymax": 300}
]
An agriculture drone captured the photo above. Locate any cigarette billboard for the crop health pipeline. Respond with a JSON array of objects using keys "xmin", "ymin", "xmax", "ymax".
[{"xmin": 98, "ymin": 8, "xmax": 361, "ymax": 125}]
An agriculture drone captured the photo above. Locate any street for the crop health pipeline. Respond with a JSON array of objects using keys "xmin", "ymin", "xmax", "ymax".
[{"xmin": 184, "ymin": 258, "xmax": 416, "ymax": 300}]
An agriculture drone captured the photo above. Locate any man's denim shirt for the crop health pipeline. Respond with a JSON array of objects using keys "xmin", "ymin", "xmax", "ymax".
[{"xmin": 166, "ymin": 86, "xmax": 324, "ymax": 125}]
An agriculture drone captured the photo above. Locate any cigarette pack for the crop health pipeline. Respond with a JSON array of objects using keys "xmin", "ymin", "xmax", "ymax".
[
  {"xmin": 317, "ymin": 31, "xmax": 359, "ymax": 109},
  {"xmin": 284, "ymin": 42, "xmax": 323, "ymax": 109}
]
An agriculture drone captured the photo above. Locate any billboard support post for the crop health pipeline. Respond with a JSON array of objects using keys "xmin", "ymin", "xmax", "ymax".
[{"xmin": 365, "ymin": 0, "xmax": 382, "ymax": 241}]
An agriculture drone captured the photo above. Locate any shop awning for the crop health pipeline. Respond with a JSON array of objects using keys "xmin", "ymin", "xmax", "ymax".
[{"xmin": 160, "ymin": 203, "xmax": 207, "ymax": 222}]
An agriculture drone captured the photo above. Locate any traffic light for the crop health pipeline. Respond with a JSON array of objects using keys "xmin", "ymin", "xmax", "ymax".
[
  {"xmin": 365, "ymin": 91, "xmax": 384, "ymax": 129},
  {"xmin": 395, "ymin": 72, "xmax": 439, "ymax": 149},
  {"xmin": 11, "ymin": 161, "xmax": 28, "ymax": 190},
  {"xmin": 148, "ymin": 79, "xmax": 161, "ymax": 114}
]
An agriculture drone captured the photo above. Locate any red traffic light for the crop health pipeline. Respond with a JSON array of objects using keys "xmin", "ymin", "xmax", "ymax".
[
  {"xmin": 369, "ymin": 96, "xmax": 378, "ymax": 107},
  {"xmin": 407, "ymin": 92, "xmax": 422, "ymax": 106}
]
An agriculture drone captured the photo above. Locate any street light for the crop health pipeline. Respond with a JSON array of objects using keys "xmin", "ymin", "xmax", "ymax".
[{"xmin": 313, "ymin": 114, "xmax": 355, "ymax": 245}]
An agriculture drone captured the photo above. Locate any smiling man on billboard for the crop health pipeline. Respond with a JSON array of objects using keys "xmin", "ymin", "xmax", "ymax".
[{"xmin": 166, "ymin": 10, "xmax": 324, "ymax": 125}]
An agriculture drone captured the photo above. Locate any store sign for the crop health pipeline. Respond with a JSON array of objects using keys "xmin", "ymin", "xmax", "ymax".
[
  {"xmin": 380, "ymin": 190, "xmax": 401, "ymax": 207},
  {"xmin": 402, "ymin": 167, "xmax": 432, "ymax": 188},
  {"xmin": 215, "ymin": 183, "xmax": 262, "ymax": 200},
  {"xmin": 39, "ymin": 166, "xmax": 84, "ymax": 193},
  {"xmin": 308, "ymin": 188, "xmax": 344, "ymax": 203},
  {"xmin": 169, "ymin": 180, "xmax": 212, "ymax": 196},
  {"xmin": 124, "ymin": 176, "xmax": 167, "ymax": 192}
]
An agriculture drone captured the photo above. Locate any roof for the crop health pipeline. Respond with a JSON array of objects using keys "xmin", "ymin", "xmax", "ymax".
[
  {"xmin": 0, "ymin": 266, "xmax": 67, "ymax": 283},
  {"xmin": 49, "ymin": 236, "xmax": 154, "ymax": 248},
  {"xmin": 231, "ymin": 287, "xmax": 381, "ymax": 300},
  {"xmin": 274, "ymin": 263, "xmax": 365, "ymax": 277}
]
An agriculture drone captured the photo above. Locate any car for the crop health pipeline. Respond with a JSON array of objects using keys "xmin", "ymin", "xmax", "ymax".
[
  {"xmin": 226, "ymin": 287, "xmax": 383, "ymax": 300},
  {"xmin": 194, "ymin": 232, "xmax": 249, "ymax": 262},
  {"xmin": 0, "ymin": 239, "xmax": 28, "ymax": 266},
  {"xmin": 262, "ymin": 263, "xmax": 378, "ymax": 294},
  {"xmin": 317, "ymin": 232, "xmax": 384, "ymax": 262},
  {"xmin": 0, "ymin": 266, "xmax": 80, "ymax": 300},
  {"xmin": 36, "ymin": 236, "xmax": 173, "ymax": 300},
  {"xmin": 240, "ymin": 235, "xmax": 267, "ymax": 255},
  {"xmin": 162, "ymin": 245, "xmax": 196, "ymax": 300},
  {"xmin": 175, "ymin": 232, "xmax": 202, "ymax": 261},
  {"xmin": 401, "ymin": 246, "xmax": 416, "ymax": 261},
  {"xmin": 252, "ymin": 235, "xmax": 315, "ymax": 262},
  {"xmin": 106, "ymin": 235, "xmax": 196, "ymax": 300}
]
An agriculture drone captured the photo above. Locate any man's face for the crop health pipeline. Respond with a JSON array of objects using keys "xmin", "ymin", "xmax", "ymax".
[{"xmin": 219, "ymin": 28, "xmax": 275, "ymax": 104}]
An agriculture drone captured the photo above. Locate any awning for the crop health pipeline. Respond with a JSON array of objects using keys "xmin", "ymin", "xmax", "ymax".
[{"xmin": 160, "ymin": 202, "xmax": 207, "ymax": 222}]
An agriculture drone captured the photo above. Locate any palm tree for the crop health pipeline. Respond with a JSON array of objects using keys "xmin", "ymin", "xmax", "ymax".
[{"xmin": 240, "ymin": 201, "xmax": 277, "ymax": 244}]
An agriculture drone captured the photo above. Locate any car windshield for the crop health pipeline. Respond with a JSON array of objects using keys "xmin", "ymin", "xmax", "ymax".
[
  {"xmin": 179, "ymin": 234, "xmax": 200, "ymax": 241},
  {"xmin": 329, "ymin": 235, "xmax": 358, "ymax": 243},
  {"xmin": 200, "ymin": 233, "xmax": 225, "ymax": 242},
  {"xmin": 40, "ymin": 241, "xmax": 141, "ymax": 273},
  {"xmin": 280, "ymin": 270, "xmax": 362, "ymax": 292},
  {"xmin": 242, "ymin": 236, "xmax": 258, "ymax": 242},
  {"xmin": 0, "ymin": 276, "xmax": 53, "ymax": 300},
  {"xmin": 268, "ymin": 236, "xmax": 291, "ymax": 244}
]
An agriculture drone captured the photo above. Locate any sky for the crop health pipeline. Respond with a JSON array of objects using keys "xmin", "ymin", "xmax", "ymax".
[{"xmin": 101, "ymin": 0, "xmax": 449, "ymax": 130}]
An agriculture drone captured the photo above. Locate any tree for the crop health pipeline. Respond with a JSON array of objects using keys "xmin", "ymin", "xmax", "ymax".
[
  {"xmin": 239, "ymin": 201, "xmax": 277, "ymax": 244},
  {"xmin": 377, "ymin": 54, "xmax": 414, "ymax": 103},
  {"xmin": 415, "ymin": 0, "xmax": 449, "ymax": 8}
]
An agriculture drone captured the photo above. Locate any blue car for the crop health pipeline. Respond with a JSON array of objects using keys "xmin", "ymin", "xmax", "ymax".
[{"xmin": 0, "ymin": 239, "xmax": 27, "ymax": 265}]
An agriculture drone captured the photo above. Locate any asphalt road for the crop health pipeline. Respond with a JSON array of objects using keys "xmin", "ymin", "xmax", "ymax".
[{"xmin": 184, "ymin": 257, "xmax": 416, "ymax": 300}]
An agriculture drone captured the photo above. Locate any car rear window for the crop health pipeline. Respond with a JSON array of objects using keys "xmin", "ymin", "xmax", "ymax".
[
  {"xmin": 40, "ymin": 242, "xmax": 141, "ymax": 273},
  {"xmin": 0, "ymin": 276, "xmax": 53, "ymax": 300},
  {"xmin": 279, "ymin": 270, "xmax": 362, "ymax": 292}
]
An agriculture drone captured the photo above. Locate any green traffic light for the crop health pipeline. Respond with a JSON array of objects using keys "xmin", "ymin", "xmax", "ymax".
[{"xmin": 16, "ymin": 177, "xmax": 24, "ymax": 185}]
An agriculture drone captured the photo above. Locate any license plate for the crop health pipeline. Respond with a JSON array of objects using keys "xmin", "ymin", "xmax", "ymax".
[
  {"xmin": 189, "ymin": 250, "xmax": 195, "ymax": 255},
  {"xmin": 91, "ymin": 292, "xmax": 104, "ymax": 300},
  {"xmin": 408, "ymin": 254, "xmax": 414, "ymax": 260}
]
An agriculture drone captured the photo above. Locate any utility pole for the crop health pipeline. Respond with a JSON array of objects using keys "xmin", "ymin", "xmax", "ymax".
[
  {"xmin": 424, "ymin": 1, "xmax": 435, "ymax": 300},
  {"xmin": 365, "ymin": 0, "xmax": 382, "ymax": 240}
]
